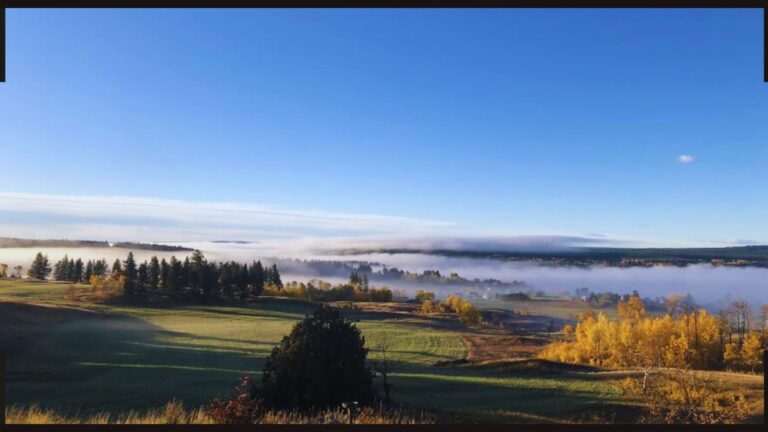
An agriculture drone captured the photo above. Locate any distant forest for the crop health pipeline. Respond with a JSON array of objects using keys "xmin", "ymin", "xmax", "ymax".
[
  {"xmin": 0, "ymin": 237, "xmax": 192, "ymax": 252},
  {"xmin": 274, "ymin": 258, "xmax": 530, "ymax": 290},
  {"xmin": 340, "ymin": 246, "xmax": 768, "ymax": 268}
]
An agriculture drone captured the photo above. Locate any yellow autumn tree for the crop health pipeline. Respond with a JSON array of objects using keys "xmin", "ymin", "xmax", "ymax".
[
  {"xmin": 540, "ymin": 300, "xmax": 727, "ymax": 371},
  {"xmin": 740, "ymin": 332, "xmax": 763, "ymax": 373},
  {"xmin": 618, "ymin": 295, "xmax": 645, "ymax": 322}
]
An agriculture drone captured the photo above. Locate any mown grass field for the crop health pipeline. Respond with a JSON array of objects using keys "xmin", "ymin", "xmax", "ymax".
[{"xmin": 0, "ymin": 280, "xmax": 762, "ymax": 423}]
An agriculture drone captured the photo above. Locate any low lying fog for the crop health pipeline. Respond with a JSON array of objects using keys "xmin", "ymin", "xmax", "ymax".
[{"xmin": 3, "ymin": 243, "xmax": 766, "ymax": 307}]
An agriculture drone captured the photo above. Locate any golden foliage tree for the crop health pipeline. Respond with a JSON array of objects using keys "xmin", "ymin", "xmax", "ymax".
[{"xmin": 540, "ymin": 298, "xmax": 726, "ymax": 370}]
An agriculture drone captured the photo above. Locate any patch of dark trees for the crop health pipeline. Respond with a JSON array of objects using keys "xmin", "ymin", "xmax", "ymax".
[{"xmin": 345, "ymin": 245, "xmax": 768, "ymax": 268}]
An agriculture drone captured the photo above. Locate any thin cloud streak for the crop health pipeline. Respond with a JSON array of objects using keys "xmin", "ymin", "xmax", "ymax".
[{"xmin": 0, "ymin": 191, "xmax": 455, "ymax": 241}]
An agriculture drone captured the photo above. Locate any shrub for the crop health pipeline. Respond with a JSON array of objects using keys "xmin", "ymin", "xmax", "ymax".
[
  {"xmin": 259, "ymin": 305, "xmax": 376, "ymax": 410},
  {"xmin": 414, "ymin": 290, "xmax": 435, "ymax": 303},
  {"xmin": 625, "ymin": 370, "xmax": 750, "ymax": 424},
  {"xmin": 206, "ymin": 376, "xmax": 264, "ymax": 424}
]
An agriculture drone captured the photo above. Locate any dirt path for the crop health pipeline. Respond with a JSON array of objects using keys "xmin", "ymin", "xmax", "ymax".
[{"xmin": 463, "ymin": 333, "xmax": 547, "ymax": 361}]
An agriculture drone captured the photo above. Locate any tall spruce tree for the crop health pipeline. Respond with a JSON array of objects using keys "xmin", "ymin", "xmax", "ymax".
[
  {"xmin": 93, "ymin": 259, "xmax": 108, "ymax": 276},
  {"xmin": 123, "ymin": 252, "xmax": 138, "ymax": 296},
  {"xmin": 249, "ymin": 260, "xmax": 265, "ymax": 297},
  {"xmin": 160, "ymin": 258, "xmax": 170, "ymax": 294},
  {"xmin": 27, "ymin": 253, "xmax": 52, "ymax": 280},
  {"xmin": 137, "ymin": 261, "xmax": 149, "ymax": 297},
  {"xmin": 83, "ymin": 260, "xmax": 94, "ymax": 283},
  {"xmin": 270, "ymin": 263, "xmax": 283, "ymax": 289},
  {"xmin": 73, "ymin": 258, "xmax": 84, "ymax": 283},
  {"xmin": 53, "ymin": 255, "xmax": 68, "ymax": 281},
  {"xmin": 148, "ymin": 256, "xmax": 160, "ymax": 292},
  {"xmin": 238, "ymin": 263, "xmax": 250, "ymax": 301},
  {"xmin": 112, "ymin": 259, "xmax": 123, "ymax": 277},
  {"xmin": 66, "ymin": 259, "xmax": 76, "ymax": 282}
]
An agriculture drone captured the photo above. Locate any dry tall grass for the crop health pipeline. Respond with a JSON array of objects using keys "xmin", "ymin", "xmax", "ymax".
[{"xmin": 5, "ymin": 401, "xmax": 435, "ymax": 424}]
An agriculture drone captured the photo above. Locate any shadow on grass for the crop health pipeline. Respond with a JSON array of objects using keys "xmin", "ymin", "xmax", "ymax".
[{"xmin": 2, "ymin": 302, "xmax": 270, "ymax": 415}]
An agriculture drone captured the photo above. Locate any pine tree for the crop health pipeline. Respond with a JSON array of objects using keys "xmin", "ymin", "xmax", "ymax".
[
  {"xmin": 83, "ymin": 260, "xmax": 94, "ymax": 283},
  {"xmin": 137, "ymin": 261, "xmax": 149, "ymax": 297},
  {"xmin": 73, "ymin": 258, "xmax": 84, "ymax": 283},
  {"xmin": 249, "ymin": 260, "xmax": 265, "ymax": 297},
  {"xmin": 148, "ymin": 256, "xmax": 160, "ymax": 293},
  {"xmin": 238, "ymin": 263, "xmax": 250, "ymax": 301},
  {"xmin": 112, "ymin": 259, "xmax": 123, "ymax": 277},
  {"xmin": 27, "ymin": 253, "xmax": 52, "ymax": 280},
  {"xmin": 160, "ymin": 258, "xmax": 170, "ymax": 294},
  {"xmin": 67, "ymin": 259, "xmax": 76, "ymax": 282},
  {"xmin": 182, "ymin": 257, "xmax": 191, "ymax": 289},
  {"xmin": 168, "ymin": 256, "xmax": 184, "ymax": 298},
  {"xmin": 270, "ymin": 263, "xmax": 283, "ymax": 289},
  {"xmin": 53, "ymin": 255, "xmax": 68, "ymax": 281},
  {"xmin": 123, "ymin": 252, "xmax": 138, "ymax": 296},
  {"xmin": 93, "ymin": 259, "xmax": 108, "ymax": 276}
]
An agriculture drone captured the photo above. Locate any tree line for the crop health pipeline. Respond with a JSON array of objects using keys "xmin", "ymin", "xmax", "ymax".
[{"xmin": 26, "ymin": 251, "xmax": 283, "ymax": 302}]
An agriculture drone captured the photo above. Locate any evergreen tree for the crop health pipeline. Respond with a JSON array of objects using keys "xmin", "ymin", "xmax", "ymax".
[
  {"xmin": 260, "ymin": 305, "xmax": 375, "ymax": 409},
  {"xmin": 182, "ymin": 257, "xmax": 191, "ymax": 289},
  {"xmin": 67, "ymin": 259, "xmax": 76, "ymax": 282},
  {"xmin": 73, "ymin": 258, "xmax": 84, "ymax": 283},
  {"xmin": 269, "ymin": 263, "xmax": 283, "ymax": 289},
  {"xmin": 249, "ymin": 260, "xmax": 265, "ymax": 297},
  {"xmin": 93, "ymin": 259, "xmax": 108, "ymax": 277},
  {"xmin": 349, "ymin": 269, "xmax": 361, "ymax": 286},
  {"xmin": 189, "ymin": 250, "xmax": 216, "ymax": 300},
  {"xmin": 160, "ymin": 258, "xmax": 170, "ymax": 294},
  {"xmin": 238, "ymin": 263, "xmax": 250, "ymax": 301},
  {"xmin": 123, "ymin": 252, "xmax": 138, "ymax": 296},
  {"xmin": 148, "ymin": 256, "xmax": 160, "ymax": 292},
  {"xmin": 167, "ymin": 257, "xmax": 181, "ymax": 297},
  {"xmin": 53, "ymin": 255, "xmax": 68, "ymax": 281},
  {"xmin": 27, "ymin": 253, "xmax": 52, "ymax": 280},
  {"xmin": 137, "ymin": 261, "xmax": 149, "ymax": 297},
  {"xmin": 362, "ymin": 273, "xmax": 369, "ymax": 291},
  {"xmin": 83, "ymin": 260, "xmax": 94, "ymax": 283},
  {"xmin": 112, "ymin": 259, "xmax": 123, "ymax": 277},
  {"xmin": 218, "ymin": 262, "xmax": 235, "ymax": 298}
]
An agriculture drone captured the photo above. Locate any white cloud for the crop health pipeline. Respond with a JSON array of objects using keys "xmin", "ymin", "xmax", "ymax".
[
  {"xmin": 0, "ymin": 191, "xmax": 455, "ymax": 242},
  {"xmin": 677, "ymin": 154, "xmax": 695, "ymax": 164}
]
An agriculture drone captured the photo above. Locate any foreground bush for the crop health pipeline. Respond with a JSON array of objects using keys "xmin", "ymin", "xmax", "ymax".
[{"xmin": 259, "ymin": 305, "xmax": 376, "ymax": 410}]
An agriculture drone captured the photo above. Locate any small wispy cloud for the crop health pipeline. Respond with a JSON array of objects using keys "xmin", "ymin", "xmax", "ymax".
[{"xmin": 677, "ymin": 154, "xmax": 695, "ymax": 164}]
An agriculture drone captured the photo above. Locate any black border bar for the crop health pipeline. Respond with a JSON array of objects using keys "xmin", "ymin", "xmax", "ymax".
[{"xmin": 1, "ymin": 350, "xmax": 5, "ymax": 425}]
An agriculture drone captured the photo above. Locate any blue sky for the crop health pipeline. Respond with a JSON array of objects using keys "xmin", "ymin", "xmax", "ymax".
[{"xmin": 0, "ymin": 8, "xmax": 766, "ymax": 247}]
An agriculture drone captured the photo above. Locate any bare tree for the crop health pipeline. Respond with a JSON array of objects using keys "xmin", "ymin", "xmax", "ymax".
[
  {"xmin": 372, "ymin": 336, "xmax": 394, "ymax": 406},
  {"xmin": 729, "ymin": 300, "xmax": 751, "ymax": 344}
]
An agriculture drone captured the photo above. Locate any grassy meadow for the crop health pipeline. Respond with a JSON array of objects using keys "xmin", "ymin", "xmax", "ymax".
[{"xmin": 1, "ymin": 279, "xmax": 763, "ymax": 423}]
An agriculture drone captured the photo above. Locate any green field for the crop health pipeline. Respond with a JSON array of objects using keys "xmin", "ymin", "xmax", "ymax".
[{"xmin": 0, "ymin": 280, "xmax": 761, "ymax": 423}]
